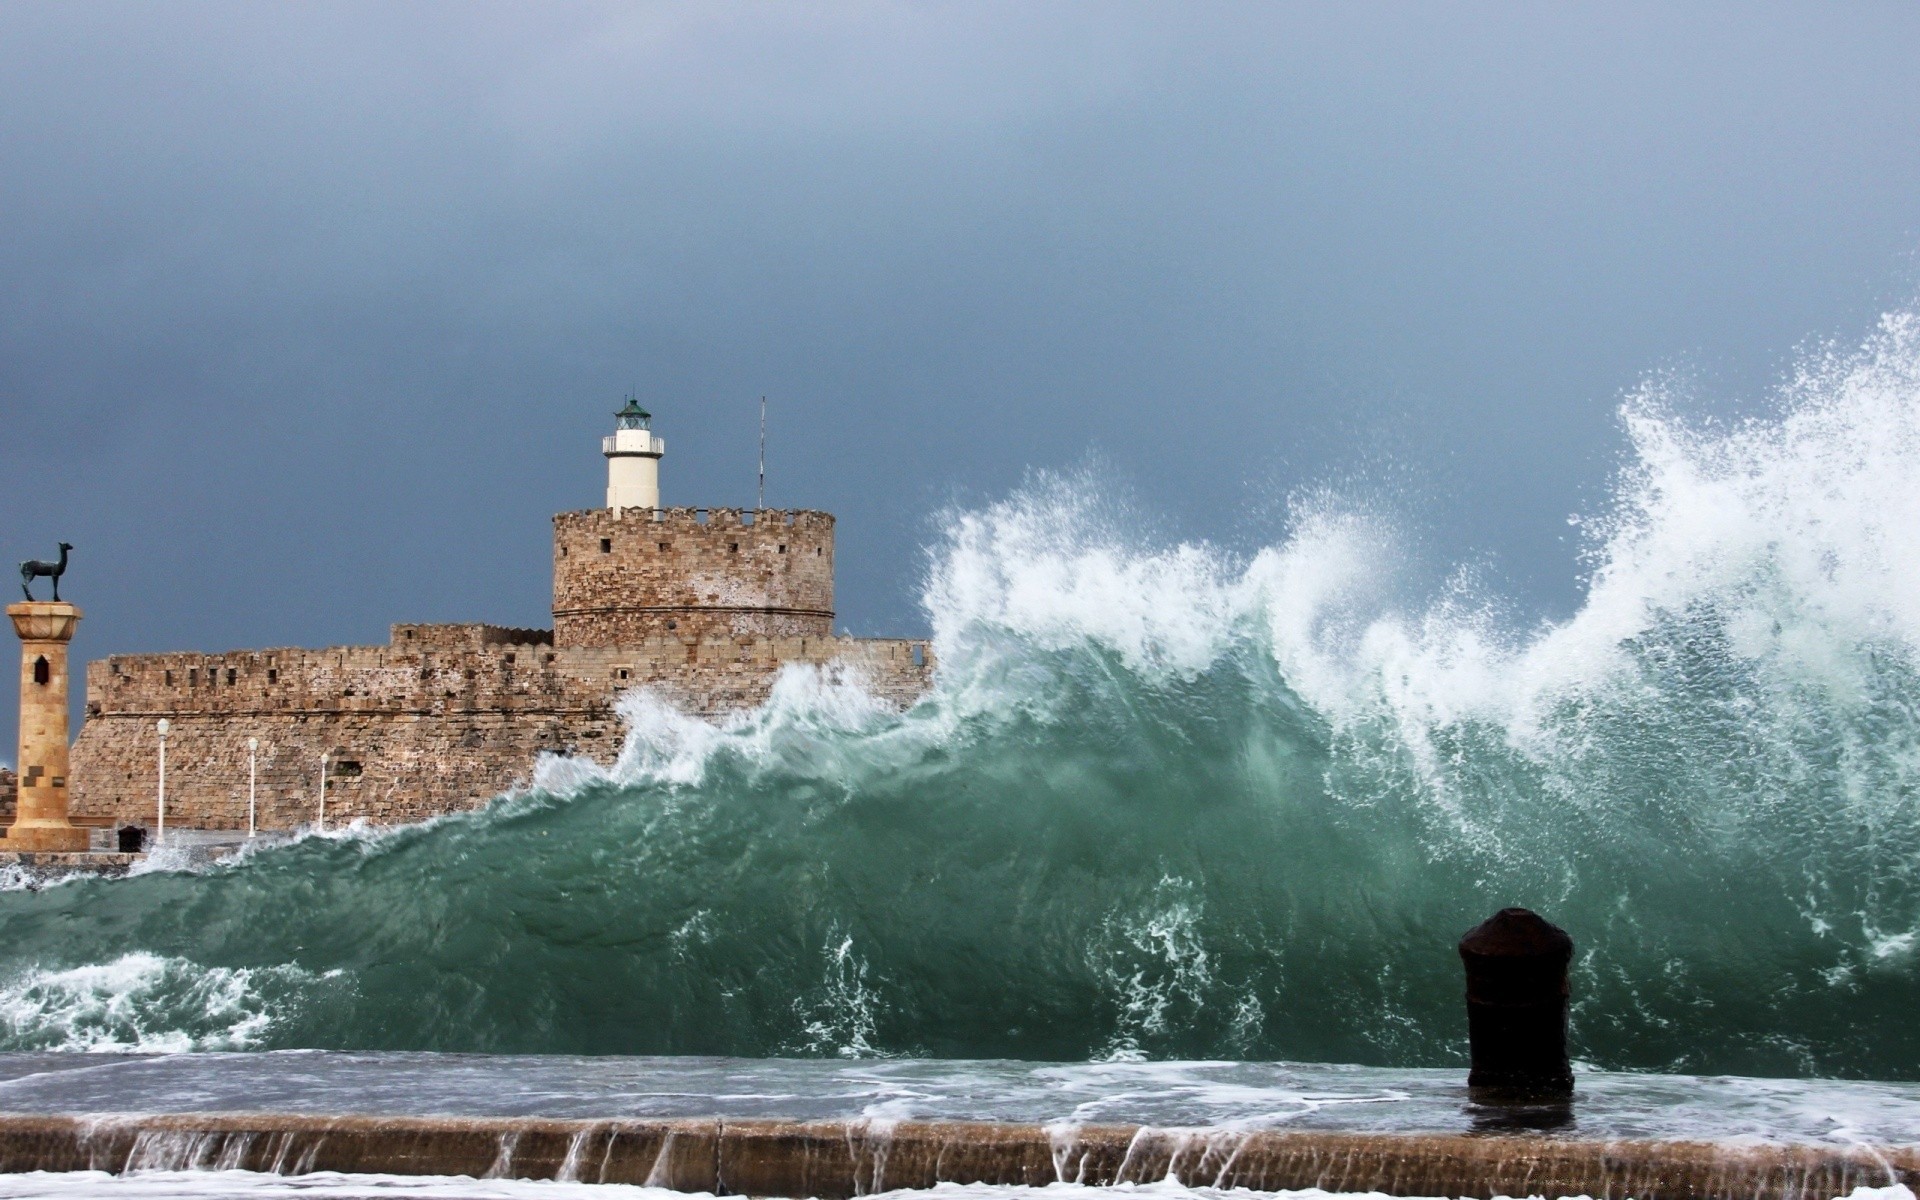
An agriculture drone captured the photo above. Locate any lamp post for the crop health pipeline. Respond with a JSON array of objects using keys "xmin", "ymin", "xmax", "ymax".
[
  {"xmin": 247, "ymin": 737, "xmax": 258, "ymax": 838},
  {"xmin": 317, "ymin": 752, "xmax": 327, "ymax": 832},
  {"xmin": 155, "ymin": 718, "xmax": 169, "ymax": 847}
]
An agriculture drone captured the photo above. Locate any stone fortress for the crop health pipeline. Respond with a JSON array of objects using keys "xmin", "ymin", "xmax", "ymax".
[{"xmin": 62, "ymin": 401, "xmax": 934, "ymax": 833}]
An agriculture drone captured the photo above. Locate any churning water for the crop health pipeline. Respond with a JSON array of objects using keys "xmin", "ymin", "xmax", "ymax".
[{"xmin": 4, "ymin": 312, "xmax": 1920, "ymax": 1078}]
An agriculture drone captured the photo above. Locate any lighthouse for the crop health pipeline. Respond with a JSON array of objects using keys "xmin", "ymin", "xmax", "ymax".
[{"xmin": 603, "ymin": 398, "xmax": 664, "ymax": 511}]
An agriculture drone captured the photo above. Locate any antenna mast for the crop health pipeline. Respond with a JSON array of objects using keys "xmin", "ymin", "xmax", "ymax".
[{"xmin": 757, "ymin": 395, "xmax": 767, "ymax": 511}]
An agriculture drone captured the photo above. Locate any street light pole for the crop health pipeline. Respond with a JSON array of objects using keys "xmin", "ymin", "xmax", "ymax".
[
  {"xmin": 247, "ymin": 737, "xmax": 258, "ymax": 838},
  {"xmin": 155, "ymin": 718, "xmax": 169, "ymax": 847}
]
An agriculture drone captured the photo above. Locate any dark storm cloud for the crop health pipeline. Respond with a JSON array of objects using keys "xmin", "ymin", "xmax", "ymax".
[{"xmin": 3, "ymin": 2, "xmax": 1919, "ymax": 749}]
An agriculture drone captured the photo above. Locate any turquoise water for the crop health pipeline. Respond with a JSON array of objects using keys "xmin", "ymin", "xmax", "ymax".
[{"xmin": 3, "ymin": 314, "xmax": 1920, "ymax": 1078}]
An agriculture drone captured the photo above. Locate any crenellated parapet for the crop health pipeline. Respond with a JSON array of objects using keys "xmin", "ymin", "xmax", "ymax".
[
  {"xmin": 552, "ymin": 507, "xmax": 835, "ymax": 646},
  {"xmin": 391, "ymin": 624, "xmax": 554, "ymax": 651}
]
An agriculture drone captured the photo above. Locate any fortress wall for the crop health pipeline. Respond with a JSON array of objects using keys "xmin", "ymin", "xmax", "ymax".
[
  {"xmin": 552, "ymin": 508, "xmax": 834, "ymax": 646},
  {"xmin": 70, "ymin": 629, "xmax": 934, "ymax": 831}
]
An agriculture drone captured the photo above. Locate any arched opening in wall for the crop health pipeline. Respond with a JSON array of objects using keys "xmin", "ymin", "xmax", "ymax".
[{"xmin": 32, "ymin": 656, "xmax": 49, "ymax": 685}]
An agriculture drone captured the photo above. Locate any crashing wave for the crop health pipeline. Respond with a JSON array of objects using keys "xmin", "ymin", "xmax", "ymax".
[{"xmin": 0, "ymin": 312, "xmax": 1918, "ymax": 1074}]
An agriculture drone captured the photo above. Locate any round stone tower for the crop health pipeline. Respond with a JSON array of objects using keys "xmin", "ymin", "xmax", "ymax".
[{"xmin": 552, "ymin": 405, "xmax": 835, "ymax": 647}]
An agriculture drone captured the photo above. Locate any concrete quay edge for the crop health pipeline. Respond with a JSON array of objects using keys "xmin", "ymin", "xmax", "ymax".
[{"xmin": 0, "ymin": 1112, "xmax": 1912, "ymax": 1198}]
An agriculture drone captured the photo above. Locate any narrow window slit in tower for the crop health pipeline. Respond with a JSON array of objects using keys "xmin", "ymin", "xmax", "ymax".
[
  {"xmin": 658, "ymin": 542, "xmax": 669, "ymax": 551},
  {"xmin": 600, "ymin": 539, "xmax": 612, "ymax": 553},
  {"xmin": 778, "ymin": 544, "xmax": 787, "ymax": 553},
  {"xmin": 729, "ymin": 543, "xmax": 739, "ymax": 553},
  {"xmin": 268, "ymin": 669, "xmax": 278, "ymax": 684},
  {"xmin": 32, "ymin": 656, "xmax": 49, "ymax": 685}
]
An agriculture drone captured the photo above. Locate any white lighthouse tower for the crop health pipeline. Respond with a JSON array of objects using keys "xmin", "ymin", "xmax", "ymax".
[{"xmin": 604, "ymin": 397, "xmax": 665, "ymax": 511}]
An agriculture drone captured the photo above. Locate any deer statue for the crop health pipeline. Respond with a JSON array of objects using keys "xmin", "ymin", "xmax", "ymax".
[{"xmin": 19, "ymin": 543, "xmax": 73, "ymax": 602}]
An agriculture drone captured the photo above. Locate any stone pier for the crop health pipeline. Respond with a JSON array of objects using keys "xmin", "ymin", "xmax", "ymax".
[
  {"xmin": 0, "ymin": 1114, "xmax": 1910, "ymax": 1199},
  {"xmin": 6, "ymin": 601, "xmax": 89, "ymax": 851}
]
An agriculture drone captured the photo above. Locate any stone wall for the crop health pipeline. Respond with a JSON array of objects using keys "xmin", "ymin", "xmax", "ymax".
[
  {"xmin": 70, "ymin": 625, "xmax": 932, "ymax": 832},
  {"xmin": 552, "ymin": 508, "xmax": 834, "ymax": 646}
]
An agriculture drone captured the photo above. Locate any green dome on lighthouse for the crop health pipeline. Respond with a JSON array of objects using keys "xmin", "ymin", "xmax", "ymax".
[{"xmin": 614, "ymin": 397, "xmax": 651, "ymax": 429}]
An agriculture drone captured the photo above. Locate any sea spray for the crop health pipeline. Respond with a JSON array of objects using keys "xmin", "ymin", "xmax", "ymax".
[{"xmin": 0, "ymin": 313, "xmax": 1917, "ymax": 1075}]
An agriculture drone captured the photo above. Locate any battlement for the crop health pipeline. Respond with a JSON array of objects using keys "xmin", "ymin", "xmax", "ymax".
[
  {"xmin": 577, "ymin": 506, "xmax": 833, "ymax": 530},
  {"xmin": 552, "ymin": 507, "xmax": 834, "ymax": 647},
  {"xmin": 391, "ymin": 624, "xmax": 555, "ymax": 650}
]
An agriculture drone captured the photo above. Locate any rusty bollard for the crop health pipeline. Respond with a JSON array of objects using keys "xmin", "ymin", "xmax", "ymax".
[{"xmin": 1458, "ymin": 907, "xmax": 1573, "ymax": 1100}]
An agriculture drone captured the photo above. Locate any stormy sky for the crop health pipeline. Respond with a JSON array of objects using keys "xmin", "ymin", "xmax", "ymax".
[{"xmin": 3, "ymin": 3, "xmax": 1919, "ymax": 748}]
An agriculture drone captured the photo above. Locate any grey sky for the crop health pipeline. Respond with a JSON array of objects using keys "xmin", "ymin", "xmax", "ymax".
[{"xmin": 4, "ymin": 2, "xmax": 1919, "ymax": 748}]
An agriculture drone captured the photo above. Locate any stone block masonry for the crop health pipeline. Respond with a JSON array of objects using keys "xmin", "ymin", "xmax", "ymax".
[
  {"xmin": 554, "ymin": 508, "xmax": 834, "ymax": 645},
  {"xmin": 8, "ymin": 601, "xmax": 89, "ymax": 850},
  {"xmin": 70, "ymin": 624, "xmax": 933, "ymax": 832}
]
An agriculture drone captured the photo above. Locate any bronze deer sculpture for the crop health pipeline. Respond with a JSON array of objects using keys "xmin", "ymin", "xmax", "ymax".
[{"xmin": 19, "ymin": 543, "xmax": 72, "ymax": 602}]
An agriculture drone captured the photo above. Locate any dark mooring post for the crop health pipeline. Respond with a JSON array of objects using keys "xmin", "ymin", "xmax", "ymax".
[{"xmin": 1458, "ymin": 907, "xmax": 1573, "ymax": 1100}]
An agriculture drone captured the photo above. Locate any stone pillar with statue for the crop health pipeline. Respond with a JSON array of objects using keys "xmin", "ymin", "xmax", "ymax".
[{"xmin": 9, "ymin": 542, "xmax": 89, "ymax": 852}]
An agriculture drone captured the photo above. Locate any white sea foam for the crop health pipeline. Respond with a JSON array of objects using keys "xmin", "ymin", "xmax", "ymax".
[
  {"xmin": 0, "ymin": 953, "xmax": 316, "ymax": 1053},
  {"xmin": 938, "ymin": 311, "xmax": 1920, "ymax": 741},
  {"xmin": 530, "ymin": 661, "xmax": 904, "ymax": 793},
  {"xmin": 898, "ymin": 308, "xmax": 1920, "ymax": 844},
  {"xmin": 1095, "ymin": 877, "xmax": 1230, "ymax": 1064},
  {"xmin": 791, "ymin": 929, "xmax": 891, "ymax": 1059}
]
